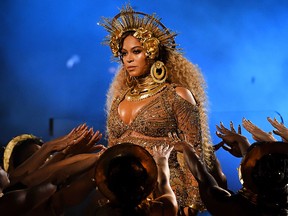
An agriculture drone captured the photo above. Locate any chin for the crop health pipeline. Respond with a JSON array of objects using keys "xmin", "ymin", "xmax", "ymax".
[{"xmin": 129, "ymin": 72, "xmax": 142, "ymax": 77}]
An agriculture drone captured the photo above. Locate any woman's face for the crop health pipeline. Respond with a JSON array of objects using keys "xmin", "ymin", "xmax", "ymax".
[{"xmin": 121, "ymin": 35, "xmax": 150, "ymax": 77}]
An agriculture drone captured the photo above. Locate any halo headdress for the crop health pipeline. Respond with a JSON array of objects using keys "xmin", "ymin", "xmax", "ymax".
[
  {"xmin": 100, "ymin": 4, "xmax": 177, "ymax": 59},
  {"xmin": 3, "ymin": 134, "xmax": 41, "ymax": 171}
]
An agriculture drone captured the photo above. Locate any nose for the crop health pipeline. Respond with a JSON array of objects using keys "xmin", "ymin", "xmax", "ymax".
[{"xmin": 126, "ymin": 53, "xmax": 134, "ymax": 63}]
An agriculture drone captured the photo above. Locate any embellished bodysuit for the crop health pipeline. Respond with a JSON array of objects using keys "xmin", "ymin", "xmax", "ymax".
[{"xmin": 107, "ymin": 83, "xmax": 205, "ymax": 210}]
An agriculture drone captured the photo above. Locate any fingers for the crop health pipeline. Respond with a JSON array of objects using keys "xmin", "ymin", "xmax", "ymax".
[
  {"xmin": 168, "ymin": 132, "xmax": 172, "ymax": 139},
  {"xmin": 163, "ymin": 144, "xmax": 169, "ymax": 151},
  {"xmin": 76, "ymin": 123, "xmax": 87, "ymax": 132},
  {"xmin": 230, "ymin": 121, "xmax": 236, "ymax": 133},
  {"xmin": 153, "ymin": 144, "xmax": 174, "ymax": 154},
  {"xmin": 273, "ymin": 129, "xmax": 281, "ymax": 136},
  {"xmin": 242, "ymin": 118, "xmax": 251, "ymax": 131},
  {"xmin": 221, "ymin": 145, "xmax": 231, "ymax": 152},
  {"xmin": 215, "ymin": 131, "xmax": 223, "ymax": 138},
  {"xmin": 242, "ymin": 118, "xmax": 261, "ymax": 132},
  {"xmin": 166, "ymin": 145, "xmax": 174, "ymax": 153},
  {"xmin": 268, "ymin": 117, "xmax": 287, "ymax": 133},
  {"xmin": 90, "ymin": 145, "xmax": 107, "ymax": 154},
  {"xmin": 89, "ymin": 131, "xmax": 102, "ymax": 144},
  {"xmin": 168, "ymin": 131, "xmax": 181, "ymax": 142},
  {"xmin": 216, "ymin": 122, "xmax": 231, "ymax": 134},
  {"xmin": 237, "ymin": 124, "xmax": 242, "ymax": 134},
  {"xmin": 213, "ymin": 141, "xmax": 224, "ymax": 151},
  {"xmin": 268, "ymin": 117, "xmax": 279, "ymax": 130},
  {"xmin": 242, "ymin": 118, "xmax": 258, "ymax": 133},
  {"xmin": 152, "ymin": 145, "xmax": 157, "ymax": 154}
]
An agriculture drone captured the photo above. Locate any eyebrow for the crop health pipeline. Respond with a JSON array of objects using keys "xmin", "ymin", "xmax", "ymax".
[{"xmin": 121, "ymin": 45, "xmax": 143, "ymax": 51}]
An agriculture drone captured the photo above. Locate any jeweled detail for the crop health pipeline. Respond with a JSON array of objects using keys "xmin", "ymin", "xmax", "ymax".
[
  {"xmin": 107, "ymin": 84, "xmax": 205, "ymax": 209},
  {"xmin": 100, "ymin": 4, "xmax": 176, "ymax": 59}
]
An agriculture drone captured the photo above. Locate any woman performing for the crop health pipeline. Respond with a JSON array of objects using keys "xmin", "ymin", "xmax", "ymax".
[{"xmin": 100, "ymin": 4, "xmax": 226, "ymax": 215}]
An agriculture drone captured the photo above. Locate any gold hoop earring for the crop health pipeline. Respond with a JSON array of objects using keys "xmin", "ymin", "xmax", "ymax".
[
  {"xmin": 126, "ymin": 70, "xmax": 135, "ymax": 87},
  {"xmin": 150, "ymin": 61, "xmax": 167, "ymax": 83}
]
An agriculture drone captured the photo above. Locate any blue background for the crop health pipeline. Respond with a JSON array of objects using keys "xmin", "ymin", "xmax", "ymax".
[{"xmin": 1, "ymin": 1, "xmax": 288, "ymax": 215}]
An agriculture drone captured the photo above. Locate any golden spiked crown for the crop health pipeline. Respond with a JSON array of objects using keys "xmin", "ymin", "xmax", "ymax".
[{"xmin": 100, "ymin": 4, "xmax": 177, "ymax": 59}]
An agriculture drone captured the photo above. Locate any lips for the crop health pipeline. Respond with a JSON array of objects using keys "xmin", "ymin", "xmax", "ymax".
[{"xmin": 127, "ymin": 66, "xmax": 136, "ymax": 71}]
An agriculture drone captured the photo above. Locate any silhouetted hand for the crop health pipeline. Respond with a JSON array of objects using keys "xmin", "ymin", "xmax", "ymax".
[{"xmin": 215, "ymin": 121, "xmax": 250, "ymax": 157}]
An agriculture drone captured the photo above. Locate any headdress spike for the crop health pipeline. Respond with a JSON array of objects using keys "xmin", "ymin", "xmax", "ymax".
[{"xmin": 100, "ymin": 4, "xmax": 177, "ymax": 59}]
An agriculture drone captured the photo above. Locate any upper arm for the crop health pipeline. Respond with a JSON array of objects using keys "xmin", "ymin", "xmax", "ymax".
[
  {"xmin": 175, "ymin": 87, "xmax": 196, "ymax": 106},
  {"xmin": 152, "ymin": 195, "xmax": 178, "ymax": 216}
]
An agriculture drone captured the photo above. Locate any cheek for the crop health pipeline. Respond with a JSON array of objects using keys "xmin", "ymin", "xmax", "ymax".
[
  {"xmin": 139, "ymin": 60, "xmax": 150, "ymax": 74},
  {"xmin": 144, "ymin": 62, "xmax": 150, "ymax": 72},
  {"xmin": 138, "ymin": 55, "xmax": 149, "ymax": 67}
]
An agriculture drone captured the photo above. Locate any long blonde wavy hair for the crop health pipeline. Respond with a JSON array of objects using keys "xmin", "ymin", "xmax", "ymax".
[{"xmin": 105, "ymin": 45, "xmax": 215, "ymax": 170}]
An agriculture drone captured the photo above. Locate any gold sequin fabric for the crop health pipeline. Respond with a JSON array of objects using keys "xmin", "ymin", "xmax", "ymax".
[{"xmin": 107, "ymin": 84, "xmax": 205, "ymax": 210}]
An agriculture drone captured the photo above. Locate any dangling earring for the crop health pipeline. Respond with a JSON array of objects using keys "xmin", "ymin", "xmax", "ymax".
[
  {"xmin": 150, "ymin": 61, "xmax": 167, "ymax": 83},
  {"xmin": 125, "ymin": 70, "xmax": 135, "ymax": 87}
]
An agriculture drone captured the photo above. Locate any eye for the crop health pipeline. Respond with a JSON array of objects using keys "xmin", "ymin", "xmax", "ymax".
[
  {"xmin": 133, "ymin": 49, "xmax": 142, "ymax": 54},
  {"xmin": 120, "ymin": 51, "xmax": 127, "ymax": 57}
]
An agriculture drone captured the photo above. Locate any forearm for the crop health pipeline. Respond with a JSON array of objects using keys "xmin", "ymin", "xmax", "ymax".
[
  {"xmin": 22, "ymin": 154, "xmax": 98, "ymax": 187},
  {"xmin": 43, "ymin": 151, "xmax": 67, "ymax": 166},
  {"xmin": 154, "ymin": 157, "xmax": 178, "ymax": 215},
  {"xmin": 209, "ymin": 157, "xmax": 227, "ymax": 189},
  {"xmin": 51, "ymin": 168, "xmax": 96, "ymax": 209},
  {"xmin": 9, "ymin": 144, "xmax": 54, "ymax": 181},
  {"xmin": 155, "ymin": 157, "xmax": 171, "ymax": 195},
  {"xmin": 183, "ymin": 144, "xmax": 218, "ymax": 187}
]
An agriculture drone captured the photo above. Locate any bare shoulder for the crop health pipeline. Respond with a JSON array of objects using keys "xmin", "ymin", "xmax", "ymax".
[{"xmin": 175, "ymin": 86, "xmax": 196, "ymax": 105}]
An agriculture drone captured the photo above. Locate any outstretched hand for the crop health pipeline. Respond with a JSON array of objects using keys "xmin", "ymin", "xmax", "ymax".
[
  {"xmin": 242, "ymin": 118, "xmax": 277, "ymax": 142},
  {"xmin": 45, "ymin": 123, "xmax": 89, "ymax": 152},
  {"xmin": 168, "ymin": 131, "xmax": 187, "ymax": 152},
  {"xmin": 267, "ymin": 117, "xmax": 288, "ymax": 142},
  {"xmin": 152, "ymin": 145, "xmax": 174, "ymax": 164},
  {"xmin": 215, "ymin": 121, "xmax": 250, "ymax": 157},
  {"xmin": 63, "ymin": 128, "xmax": 104, "ymax": 156}
]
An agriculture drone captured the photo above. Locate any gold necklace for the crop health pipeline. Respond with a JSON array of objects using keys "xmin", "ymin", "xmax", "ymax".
[{"xmin": 125, "ymin": 75, "xmax": 167, "ymax": 101}]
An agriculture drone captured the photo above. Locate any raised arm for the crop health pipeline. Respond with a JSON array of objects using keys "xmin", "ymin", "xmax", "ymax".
[
  {"xmin": 152, "ymin": 145, "xmax": 178, "ymax": 216},
  {"xmin": 21, "ymin": 150, "xmax": 104, "ymax": 187},
  {"xmin": 9, "ymin": 124, "xmax": 89, "ymax": 183},
  {"xmin": 182, "ymin": 141, "xmax": 233, "ymax": 216},
  {"xmin": 48, "ymin": 167, "xmax": 101, "ymax": 215}
]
